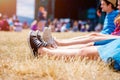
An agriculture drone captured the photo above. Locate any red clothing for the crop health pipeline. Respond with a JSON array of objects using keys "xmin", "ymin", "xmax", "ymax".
[
  {"xmin": 111, "ymin": 24, "xmax": 120, "ymax": 36},
  {"xmin": 0, "ymin": 20, "xmax": 10, "ymax": 31},
  {"xmin": 0, "ymin": 20, "xmax": 4, "ymax": 30}
]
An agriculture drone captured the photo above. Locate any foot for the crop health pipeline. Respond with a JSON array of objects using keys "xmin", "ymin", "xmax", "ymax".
[
  {"xmin": 28, "ymin": 30, "xmax": 47, "ymax": 57},
  {"xmin": 42, "ymin": 27, "xmax": 57, "ymax": 48}
]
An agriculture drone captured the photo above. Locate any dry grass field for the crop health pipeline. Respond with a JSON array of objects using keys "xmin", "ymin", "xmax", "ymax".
[{"xmin": 0, "ymin": 29, "xmax": 120, "ymax": 80}]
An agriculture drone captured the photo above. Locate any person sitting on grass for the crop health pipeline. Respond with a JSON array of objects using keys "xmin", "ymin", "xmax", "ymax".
[
  {"xmin": 43, "ymin": 0, "xmax": 119, "ymax": 47},
  {"xmin": 28, "ymin": 0, "xmax": 120, "ymax": 71},
  {"xmin": 28, "ymin": 30, "xmax": 120, "ymax": 71}
]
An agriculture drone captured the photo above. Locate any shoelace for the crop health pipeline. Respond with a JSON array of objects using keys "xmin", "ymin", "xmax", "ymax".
[
  {"xmin": 33, "ymin": 37, "xmax": 42, "ymax": 48},
  {"xmin": 41, "ymin": 42, "xmax": 48, "ymax": 47}
]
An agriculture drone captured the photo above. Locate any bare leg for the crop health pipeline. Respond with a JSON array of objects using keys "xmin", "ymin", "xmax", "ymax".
[
  {"xmin": 66, "ymin": 32, "xmax": 101, "ymax": 40},
  {"xmin": 55, "ymin": 36, "xmax": 110, "ymax": 46},
  {"xmin": 54, "ymin": 33, "xmax": 101, "ymax": 46},
  {"xmin": 38, "ymin": 46, "xmax": 99, "ymax": 60},
  {"xmin": 57, "ymin": 42, "xmax": 94, "ymax": 49},
  {"xmin": 55, "ymin": 34, "xmax": 120, "ymax": 46}
]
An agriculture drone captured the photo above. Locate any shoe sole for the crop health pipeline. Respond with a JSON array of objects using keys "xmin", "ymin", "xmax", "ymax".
[
  {"xmin": 42, "ymin": 27, "xmax": 52, "ymax": 43},
  {"xmin": 42, "ymin": 27, "xmax": 57, "ymax": 48}
]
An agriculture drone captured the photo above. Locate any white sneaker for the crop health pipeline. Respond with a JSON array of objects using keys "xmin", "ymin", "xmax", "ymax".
[{"xmin": 42, "ymin": 27, "xmax": 57, "ymax": 48}]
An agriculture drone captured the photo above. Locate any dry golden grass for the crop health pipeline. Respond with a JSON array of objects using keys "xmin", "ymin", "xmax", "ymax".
[{"xmin": 0, "ymin": 29, "xmax": 120, "ymax": 80}]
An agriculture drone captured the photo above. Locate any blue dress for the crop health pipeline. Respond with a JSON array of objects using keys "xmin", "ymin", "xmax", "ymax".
[{"xmin": 94, "ymin": 38, "xmax": 120, "ymax": 70}]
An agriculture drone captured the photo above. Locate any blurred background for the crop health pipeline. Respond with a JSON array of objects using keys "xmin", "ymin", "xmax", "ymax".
[
  {"xmin": 0, "ymin": 0, "xmax": 103, "ymax": 32},
  {"xmin": 0, "ymin": 0, "xmax": 98, "ymax": 22}
]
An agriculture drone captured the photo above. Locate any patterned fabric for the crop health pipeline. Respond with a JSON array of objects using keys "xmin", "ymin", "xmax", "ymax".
[
  {"xmin": 111, "ymin": 13, "xmax": 120, "ymax": 36},
  {"xmin": 111, "ymin": 23, "xmax": 120, "ymax": 36}
]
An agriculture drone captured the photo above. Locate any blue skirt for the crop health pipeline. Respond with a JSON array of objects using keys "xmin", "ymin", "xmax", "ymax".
[{"xmin": 94, "ymin": 38, "xmax": 120, "ymax": 70}]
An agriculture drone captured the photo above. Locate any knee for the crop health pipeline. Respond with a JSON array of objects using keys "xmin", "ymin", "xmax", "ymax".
[
  {"xmin": 79, "ymin": 48, "xmax": 89, "ymax": 57},
  {"xmin": 89, "ymin": 32, "xmax": 98, "ymax": 37},
  {"xmin": 86, "ymin": 36, "xmax": 95, "ymax": 41},
  {"xmin": 78, "ymin": 48, "xmax": 96, "ymax": 59}
]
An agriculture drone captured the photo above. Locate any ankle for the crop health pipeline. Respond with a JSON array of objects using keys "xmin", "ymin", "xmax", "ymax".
[{"xmin": 38, "ymin": 47, "xmax": 43, "ymax": 54}]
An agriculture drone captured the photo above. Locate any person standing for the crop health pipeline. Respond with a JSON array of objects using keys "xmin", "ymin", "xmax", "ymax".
[{"xmin": 37, "ymin": 6, "xmax": 47, "ymax": 31}]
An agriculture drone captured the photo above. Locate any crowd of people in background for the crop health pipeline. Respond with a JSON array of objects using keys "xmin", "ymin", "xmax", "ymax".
[
  {"xmin": 0, "ymin": 13, "xmax": 29, "ymax": 32},
  {"xmin": 0, "ymin": 5, "xmax": 105, "ymax": 33},
  {"xmin": 31, "ymin": 17, "xmax": 92, "ymax": 32},
  {"xmin": 30, "ymin": 6, "xmax": 104, "ymax": 33}
]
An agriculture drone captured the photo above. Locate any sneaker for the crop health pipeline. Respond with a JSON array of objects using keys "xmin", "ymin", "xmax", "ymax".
[
  {"xmin": 28, "ymin": 30, "xmax": 46, "ymax": 57},
  {"xmin": 36, "ymin": 30, "xmax": 48, "ymax": 47},
  {"xmin": 42, "ymin": 27, "xmax": 57, "ymax": 48}
]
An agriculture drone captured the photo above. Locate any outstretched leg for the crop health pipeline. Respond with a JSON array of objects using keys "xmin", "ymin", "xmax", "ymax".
[
  {"xmin": 28, "ymin": 30, "xmax": 99, "ymax": 59},
  {"xmin": 28, "ymin": 30, "xmax": 48, "ymax": 56},
  {"xmin": 42, "ymin": 28, "xmax": 119, "ymax": 46},
  {"xmin": 38, "ymin": 46, "xmax": 99, "ymax": 60}
]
